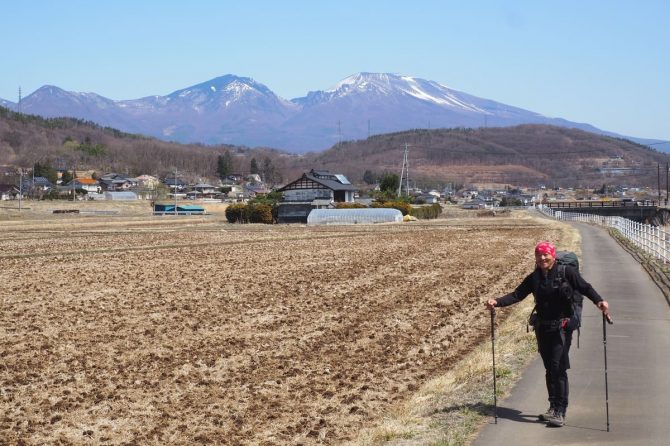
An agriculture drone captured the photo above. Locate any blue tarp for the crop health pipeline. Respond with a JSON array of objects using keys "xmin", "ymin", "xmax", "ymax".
[{"xmin": 154, "ymin": 204, "xmax": 205, "ymax": 215}]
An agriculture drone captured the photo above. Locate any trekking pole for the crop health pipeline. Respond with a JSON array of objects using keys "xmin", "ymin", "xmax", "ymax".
[
  {"xmin": 490, "ymin": 308, "xmax": 498, "ymax": 424},
  {"xmin": 602, "ymin": 312, "xmax": 613, "ymax": 432}
]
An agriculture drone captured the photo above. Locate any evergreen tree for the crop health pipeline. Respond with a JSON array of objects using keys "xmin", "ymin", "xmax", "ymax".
[
  {"xmin": 33, "ymin": 161, "xmax": 58, "ymax": 185},
  {"xmin": 216, "ymin": 151, "xmax": 233, "ymax": 180},
  {"xmin": 379, "ymin": 173, "xmax": 400, "ymax": 195},
  {"xmin": 261, "ymin": 157, "xmax": 275, "ymax": 183},
  {"xmin": 250, "ymin": 157, "xmax": 259, "ymax": 175},
  {"xmin": 363, "ymin": 170, "xmax": 376, "ymax": 185},
  {"xmin": 60, "ymin": 170, "xmax": 74, "ymax": 185}
]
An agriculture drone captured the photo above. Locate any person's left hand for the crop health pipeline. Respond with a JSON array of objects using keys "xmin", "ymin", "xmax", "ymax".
[{"xmin": 597, "ymin": 300, "xmax": 609, "ymax": 314}]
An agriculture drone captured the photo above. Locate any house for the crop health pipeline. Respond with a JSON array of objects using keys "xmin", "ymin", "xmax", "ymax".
[
  {"xmin": 224, "ymin": 185, "xmax": 244, "ymax": 200},
  {"xmin": 275, "ymin": 169, "xmax": 358, "ymax": 223},
  {"xmin": 134, "ymin": 175, "xmax": 160, "ymax": 189},
  {"xmin": 66, "ymin": 178, "xmax": 101, "ymax": 194},
  {"xmin": 99, "ymin": 174, "xmax": 137, "ymax": 191},
  {"xmin": 247, "ymin": 174, "xmax": 262, "ymax": 183},
  {"xmin": 461, "ymin": 198, "xmax": 489, "ymax": 209},
  {"xmin": 21, "ymin": 176, "xmax": 53, "ymax": 192},
  {"xmin": 162, "ymin": 177, "xmax": 187, "ymax": 193},
  {"xmin": 244, "ymin": 183, "xmax": 270, "ymax": 199},
  {"xmin": 186, "ymin": 183, "xmax": 219, "ymax": 199}
]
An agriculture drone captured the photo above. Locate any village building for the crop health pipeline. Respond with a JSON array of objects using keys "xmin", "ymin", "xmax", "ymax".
[
  {"xmin": 66, "ymin": 178, "xmax": 101, "ymax": 194},
  {"xmin": 275, "ymin": 169, "xmax": 358, "ymax": 223},
  {"xmin": 134, "ymin": 175, "xmax": 160, "ymax": 189},
  {"xmin": 99, "ymin": 174, "xmax": 137, "ymax": 191},
  {"xmin": 186, "ymin": 183, "xmax": 219, "ymax": 200},
  {"xmin": 461, "ymin": 197, "xmax": 490, "ymax": 209}
]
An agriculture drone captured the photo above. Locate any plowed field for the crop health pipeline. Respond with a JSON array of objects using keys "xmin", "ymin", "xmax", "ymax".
[{"xmin": 0, "ymin": 215, "xmax": 562, "ymax": 445}]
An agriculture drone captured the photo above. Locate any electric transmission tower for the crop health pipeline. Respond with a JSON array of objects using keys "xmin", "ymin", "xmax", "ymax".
[{"xmin": 398, "ymin": 143, "xmax": 410, "ymax": 196}]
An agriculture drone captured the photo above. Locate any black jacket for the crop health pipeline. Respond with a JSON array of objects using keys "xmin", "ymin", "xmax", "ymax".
[{"xmin": 496, "ymin": 263, "xmax": 603, "ymax": 320}]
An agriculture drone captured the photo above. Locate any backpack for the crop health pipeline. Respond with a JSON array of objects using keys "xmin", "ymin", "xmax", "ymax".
[
  {"xmin": 555, "ymin": 251, "xmax": 584, "ymax": 330},
  {"xmin": 528, "ymin": 251, "xmax": 584, "ymax": 345}
]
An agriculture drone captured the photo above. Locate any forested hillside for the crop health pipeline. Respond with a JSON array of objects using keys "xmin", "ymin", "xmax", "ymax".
[
  {"xmin": 2, "ymin": 106, "xmax": 668, "ymax": 188},
  {"xmin": 0, "ymin": 107, "xmax": 289, "ymax": 183},
  {"xmin": 294, "ymin": 126, "xmax": 670, "ymax": 188}
]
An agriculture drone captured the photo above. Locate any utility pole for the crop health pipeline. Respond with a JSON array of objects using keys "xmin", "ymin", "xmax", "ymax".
[
  {"xmin": 658, "ymin": 163, "xmax": 661, "ymax": 203},
  {"xmin": 338, "ymin": 120, "xmax": 342, "ymax": 145},
  {"xmin": 174, "ymin": 168, "xmax": 178, "ymax": 216},
  {"xmin": 18, "ymin": 169, "xmax": 23, "ymax": 212},
  {"xmin": 666, "ymin": 163, "xmax": 669, "ymax": 206}
]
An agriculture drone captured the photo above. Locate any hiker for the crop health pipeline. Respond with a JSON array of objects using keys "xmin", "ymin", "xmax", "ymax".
[{"xmin": 484, "ymin": 241, "xmax": 610, "ymax": 427}]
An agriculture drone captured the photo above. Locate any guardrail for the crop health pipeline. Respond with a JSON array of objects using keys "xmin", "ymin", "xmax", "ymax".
[{"xmin": 538, "ymin": 204, "xmax": 670, "ymax": 264}]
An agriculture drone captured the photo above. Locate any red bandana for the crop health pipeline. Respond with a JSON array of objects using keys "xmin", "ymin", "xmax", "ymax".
[{"xmin": 535, "ymin": 241, "xmax": 556, "ymax": 257}]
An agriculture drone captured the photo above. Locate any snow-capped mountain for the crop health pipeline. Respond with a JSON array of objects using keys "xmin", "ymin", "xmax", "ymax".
[
  {"xmin": 0, "ymin": 72, "xmax": 622, "ymax": 152},
  {"xmin": 288, "ymin": 72, "xmax": 596, "ymax": 148}
]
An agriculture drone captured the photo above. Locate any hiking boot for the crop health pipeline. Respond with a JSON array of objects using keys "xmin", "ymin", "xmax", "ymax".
[
  {"xmin": 546, "ymin": 410, "xmax": 565, "ymax": 427},
  {"xmin": 538, "ymin": 407, "xmax": 555, "ymax": 421}
]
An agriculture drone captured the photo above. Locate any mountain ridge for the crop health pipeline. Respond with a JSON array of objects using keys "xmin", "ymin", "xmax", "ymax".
[{"xmin": 2, "ymin": 73, "xmax": 667, "ymax": 152}]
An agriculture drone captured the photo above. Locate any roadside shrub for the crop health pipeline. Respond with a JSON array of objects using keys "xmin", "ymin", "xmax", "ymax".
[
  {"xmin": 225, "ymin": 203, "xmax": 274, "ymax": 224},
  {"xmin": 225, "ymin": 204, "xmax": 247, "ymax": 223},
  {"xmin": 248, "ymin": 203, "xmax": 273, "ymax": 224},
  {"xmin": 410, "ymin": 203, "xmax": 443, "ymax": 219}
]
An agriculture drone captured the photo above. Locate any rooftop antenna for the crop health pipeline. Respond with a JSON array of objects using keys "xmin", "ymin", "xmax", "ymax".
[{"xmin": 398, "ymin": 143, "xmax": 410, "ymax": 196}]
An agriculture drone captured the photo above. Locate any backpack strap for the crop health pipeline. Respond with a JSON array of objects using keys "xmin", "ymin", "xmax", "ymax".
[
  {"xmin": 527, "ymin": 270, "xmax": 541, "ymax": 332},
  {"xmin": 558, "ymin": 264, "xmax": 582, "ymax": 346}
]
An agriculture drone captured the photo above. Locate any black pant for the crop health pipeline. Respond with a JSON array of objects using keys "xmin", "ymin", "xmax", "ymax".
[{"xmin": 536, "ymin": 327, "xmax": 573, "ymax": 414}]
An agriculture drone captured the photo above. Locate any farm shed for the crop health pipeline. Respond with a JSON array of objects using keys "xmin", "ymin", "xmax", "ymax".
[
  {"xmin": 153, "ymin": 204, "xmax": 205, "ymax": 215},
  {"xmin": 307, "ymin": 208, "xmax": 403, "ymax": 225}
]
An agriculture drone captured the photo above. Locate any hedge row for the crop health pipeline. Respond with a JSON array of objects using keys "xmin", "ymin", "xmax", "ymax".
[
  {"xmin": 225, "ymin": 203, "xmax": 274, "ymax": 224},
  {"xmin": 371, "ymin": 201, "xmax": 412, "ymax": 215},
  {"xmin": 335, "ymin": 202, "xmax": 367, "ymax": 209},
  {"xmin": 410, "ymin": 203, "xmax": 442, "ymax": 219}
]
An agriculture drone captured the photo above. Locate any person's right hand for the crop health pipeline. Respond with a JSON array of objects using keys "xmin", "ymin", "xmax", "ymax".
[{"xmin": 485, "ymin": 299, "xmax": 497, "ymax": 311}]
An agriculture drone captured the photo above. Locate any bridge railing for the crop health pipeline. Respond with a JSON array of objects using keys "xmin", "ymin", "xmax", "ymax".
[
  {"xmin": 538, "ymin": 205, "xmax": 670, "ymax": 264},
  {"xmin": 545, "ymin": 200, "xmax": 658, "ymax": 208}
]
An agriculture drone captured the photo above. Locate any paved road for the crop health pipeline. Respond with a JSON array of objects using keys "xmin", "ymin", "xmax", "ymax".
[{"xmin": 473, "ymin": 222, "xmax": 670, "ymax": 445}]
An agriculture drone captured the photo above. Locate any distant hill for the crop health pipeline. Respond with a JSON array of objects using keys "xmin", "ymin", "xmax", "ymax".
[
  {"xmin": 2, "ymin": 106, "xmax": 669, "ymax": 189},
  {"xmin": 5, "ymin": 72, "xmax": 666, "ymax": 153},
  {"xmin": 292, "ymin": 125, "xmax": 670, "ymax": 188},
  {"xmin": 0, "ymin": 106, "xmax": 268, "ymax": 182}
]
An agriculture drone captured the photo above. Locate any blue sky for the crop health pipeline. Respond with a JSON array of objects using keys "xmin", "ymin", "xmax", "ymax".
[{"xmin": 2, "ymin": 0, "xmax": 669, "ymax": 141}]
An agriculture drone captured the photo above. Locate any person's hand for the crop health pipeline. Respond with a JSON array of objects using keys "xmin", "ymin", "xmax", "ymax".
[
  {"xmin": 598, "ymin": 300, "xmax": 613, "ymax": 324},
  {"xmin": 597, "ymin": 300, "xmax": 609, "ymax": 314},
  {"xmin": 485, "ymin": 299, "xmax": 497, "ymax": 311}
]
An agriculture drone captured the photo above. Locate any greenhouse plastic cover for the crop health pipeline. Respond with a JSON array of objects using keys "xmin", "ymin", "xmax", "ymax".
[{"xmin": 307, "ymin": 208, "xmax": 403, "ymax": 225}]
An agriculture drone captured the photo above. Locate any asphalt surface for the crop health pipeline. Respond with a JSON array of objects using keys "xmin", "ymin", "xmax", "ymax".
[{"xmin": 473, "ymin": 222, "xmax": 670, "ymax": 446}]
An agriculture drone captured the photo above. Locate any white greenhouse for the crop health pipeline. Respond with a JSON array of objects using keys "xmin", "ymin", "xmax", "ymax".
[{"xmin": 307, "ymin": 208, "xmax": 403, "ymax": 225}]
